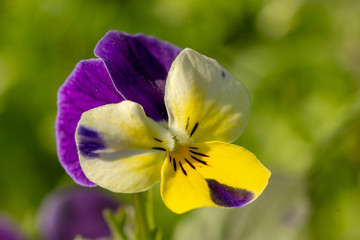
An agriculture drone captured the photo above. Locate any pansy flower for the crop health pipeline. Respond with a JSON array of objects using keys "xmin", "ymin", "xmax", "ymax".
[{"xmin": 56, "ymin": 31, "xmax": 270, "ymax": 214}]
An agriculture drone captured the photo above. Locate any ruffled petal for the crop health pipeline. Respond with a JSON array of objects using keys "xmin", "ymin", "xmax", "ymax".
[
  {"xmin": 165, "ymin": 49, "xmax": 250, "ymax": 144},
  {"xmin": 76, "ymin": 101, "xmax": 174, "ymax": 193},
  {"xmin": 161, "ymin": 141, "xmax": 270, "ymax": 214},
  {"xmin": 56, "ymin": 59, "xmax": 124, "ymax": 186},
  {"xmin": 94, "ymin": 30, "xmax": 182, "ymax": 122}
]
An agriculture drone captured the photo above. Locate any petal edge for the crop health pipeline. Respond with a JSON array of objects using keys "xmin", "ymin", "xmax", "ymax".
[{"xmin": 56, "ymin": 59, "xmax": 124, "ymax": 186}]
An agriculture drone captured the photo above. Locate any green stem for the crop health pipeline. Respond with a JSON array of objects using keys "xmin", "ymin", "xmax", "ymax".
[
  {"xmin": 133, "ymin": 191, "xmax": 153, "ymax": 240},
  {"xmin": 103, "ymin": 208, "xmax": 128, "ymax": 240}
]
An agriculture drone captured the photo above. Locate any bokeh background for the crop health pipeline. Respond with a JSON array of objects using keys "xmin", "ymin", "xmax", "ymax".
[{"xmin": 1, "ymin": 0, "xmax": 360, "ymax": 239}]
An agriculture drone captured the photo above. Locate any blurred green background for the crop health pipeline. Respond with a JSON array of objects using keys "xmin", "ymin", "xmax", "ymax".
[{"xmin": 0, "ymin": 0, "xmax": 359, "ymax": 239}]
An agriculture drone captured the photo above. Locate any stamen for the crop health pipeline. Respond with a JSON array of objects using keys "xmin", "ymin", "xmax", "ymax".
[
  {"xmin": 179, "ymin": 162, "xmax": 187, "ymax": 176},
  {"xmin": 152, "ymin": 147, "xmax": 166, "ymax": 151},
  {"xmin": 190, "ymin": 155, "xmax": 207, "ymax": 165},
  {"xmin": 189, "ymin": 150, "xmax": 209, "ymax": 157},
  {"xmin": 153, "ymin": 138, "xmax": 163, "ymax": 142},
  {"xmin": 185, "ymin": 158, "xmax": 195, "ymax": 169},
  {"xmin": 173, "ymin": 158, "xmax": 177, "ymax": 171},
  {"xmin": 190, "ymin": 122, "xmax": 199, "ymax": 137}
]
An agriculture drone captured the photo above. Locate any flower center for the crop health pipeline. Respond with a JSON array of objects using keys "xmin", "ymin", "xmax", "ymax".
[
  {"xmin": 151, "ymin": 118, "xmax": 204, "ymax": 172},
  {"xmin": 167, "ymin": 117, "xmax": 201, "ymax": 151},
  {"xmin": 167, "ymin": 145, "xmax": 209, "ymax": 176}
]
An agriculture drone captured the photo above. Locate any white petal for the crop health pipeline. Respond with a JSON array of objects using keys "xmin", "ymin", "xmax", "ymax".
[
  {"xmin": 75, "ymin": 101, "xmax": 174, "ymax": 193},
  {"xmin": 165, "ymin": 48, "xmax": 250, "ymax": 144}
]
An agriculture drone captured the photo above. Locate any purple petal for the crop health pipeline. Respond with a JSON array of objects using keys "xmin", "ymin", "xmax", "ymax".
[
  {"xmin": 38, "ymin": 187, "xmax": 120, "ymax": 240},
  {"xmin": 0, "ymin": 214, "xmax": 27, "ymax": 240},
  {"xmin": 94, "ymin": 31, "xmax": 182, "ymax": 122},
  {"xmin": 206, "ymin": 179, "xmax": 254, "ymax": 207},
  {"xmin": 56, "ymin": 59, "xmax": 124, "ymax": 186}
]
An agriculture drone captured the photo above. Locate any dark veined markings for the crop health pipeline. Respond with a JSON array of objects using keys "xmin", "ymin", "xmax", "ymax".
[
  {"xmin": 184, "ymin": 158, "xmax": 195, "ymax": 169},
  {"xmin": 185, "ymin": 117, "xmax": 199, "ymax": 138},
  {"xmin": 152, "ymin": 147, "xmax": 166, "ymax": 151},
  {"xmin": 188, "ymin": 146, "xmax": 198, "ymax": 150},
  {"xmin": 179, "ymin": 162, "xmax": 187, "ymax": 176},
  {"xmin": 190, "ymin": 155, "xmax": 208, "ymax": 165},
  {"xmin": 185, "ymin": 117, "xmax": 189, "ymax": 130},
  {"xmin": 189, "ymin": 150, "xmax": 209, "ymax": 157},
  {"xmin": 169, "ymin": 146, "xmax": 210, "ymax": 176},
  {"xmin": 153, "ymin": 138, "xmax": 163, "ymax": 142},
  {"xmin": 173, "ymin": 157, "xmax": 177, "ymax": 171},
  {"xmin": 190, "ymin": 122, "xmax": 199, "ymax": 137}
]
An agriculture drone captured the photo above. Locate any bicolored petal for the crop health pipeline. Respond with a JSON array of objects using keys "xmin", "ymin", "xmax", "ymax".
[
  {"xmin": 56, "ymin": 59, "xmax": 124, "ymax": 186},
  {"xmin": 161, "ymin": 141, "xmax": 270, "ymax": 214},
  {"xmin": 165, "ymin": 48, "xmax": 250, "ymax": 144},
  {"xmin": 95, "ymin": 31, "xmax": 182, "ymax": 122},
  {"xmin": 76, "ymin": 101, "xmax": 174, "ymax": 193}
]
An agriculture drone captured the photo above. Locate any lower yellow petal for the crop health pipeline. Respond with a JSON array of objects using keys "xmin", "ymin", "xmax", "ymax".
[
  {"xmin": 81, "ymin": 152, "xmax": 166, "ymax": 193},
  {"xmin": 161, "ymin": 141, "xmax": 271, "ymax": 214}
]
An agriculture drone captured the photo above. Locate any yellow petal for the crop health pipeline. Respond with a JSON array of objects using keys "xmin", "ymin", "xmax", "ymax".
[
  {"xmin": 76, "ymin": 101, "xmax": 173, "ymax": 193},
  {"xmin": 161, "ymin": 141, "xmax": 270, "ymax": 214},
  {"xmin": 165, "ymin": 49, "xmax": 250, "ymax": 144}
]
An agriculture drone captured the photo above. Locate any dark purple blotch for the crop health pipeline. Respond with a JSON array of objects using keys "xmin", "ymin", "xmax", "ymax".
[
  {"xmin": 77, "ymin": 125, "xmax": 105, "ymax": 159},
  {"xmin": 206, "ymin": 179, "xmax": 254, "ymax": 207}
]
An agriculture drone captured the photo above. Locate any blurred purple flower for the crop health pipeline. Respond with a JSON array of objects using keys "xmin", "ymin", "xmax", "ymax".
[
  {"xmin": 0, "ymin": 214, "xmax": 27, "ymax": 240},
  {"xmin": 38, "ymin": 187, "xmax": 120, "ymax": 240},
  {"xmin": 55, "ymin": 31, "xmax": 181, "ymax": 187}
]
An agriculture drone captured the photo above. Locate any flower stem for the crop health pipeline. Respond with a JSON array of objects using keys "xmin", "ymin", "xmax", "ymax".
[{"xmin": 133, "ymin": 191, "xmax": 153, "ymax": 240}]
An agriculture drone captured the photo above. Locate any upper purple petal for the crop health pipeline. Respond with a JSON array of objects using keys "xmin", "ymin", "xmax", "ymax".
[
  {"xmin": 38, "ymin": 187, "xmax": 119, "ymax": 240},
  {"xmin": 56, "ymin": 59, "xmax": 124, "ymax": 186},
  {"xmin": 94, "ymin": 30, "xmax": 182, "ymax": 122}
]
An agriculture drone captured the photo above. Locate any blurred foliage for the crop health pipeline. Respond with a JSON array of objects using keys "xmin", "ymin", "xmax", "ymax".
[{"xmin": 0, "ymin": 0, "xmax": 359, "ymax": 239}]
